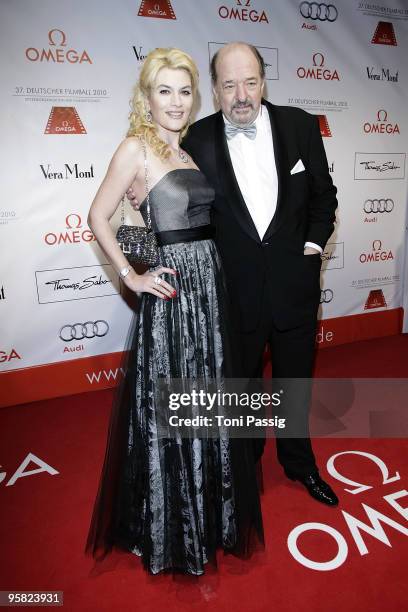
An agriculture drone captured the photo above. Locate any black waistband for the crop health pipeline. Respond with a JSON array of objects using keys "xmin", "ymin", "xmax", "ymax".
[{"xmin": 155, "ymin": 225, "xmax": 215, "ymax": 246}]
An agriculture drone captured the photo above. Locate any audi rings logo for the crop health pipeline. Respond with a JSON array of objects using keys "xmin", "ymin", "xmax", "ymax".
[
  {"xmin": 320, "ymin": 289, "xmax": 334, "ymax": 304},
  {"xmin": 299, "ymin": 2, "xmax": 338, "ymax": 22},
  {"xmin": 59, "ymin": 320, "xmax": 109, "ymax": 342},
  {"xmin": 364, "ymin": 199, "xmax": 394, "ymax": 214}
]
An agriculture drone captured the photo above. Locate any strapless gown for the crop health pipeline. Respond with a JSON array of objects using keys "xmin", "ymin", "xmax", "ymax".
[{"xmin": 86, "ymin": 169, "xmax": 264, "ymax": 575}]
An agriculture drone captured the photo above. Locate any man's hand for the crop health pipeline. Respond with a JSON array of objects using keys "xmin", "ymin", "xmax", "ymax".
[
  {"xmin": 304, "ymin": 246, "xmax": 320, "ymax": 255},
  {"xmin": 126, "ymin": 186, "xmax": 140, "ymax": 210}
]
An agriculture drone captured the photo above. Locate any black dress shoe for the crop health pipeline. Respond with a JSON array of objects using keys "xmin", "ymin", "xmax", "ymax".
[{"xmin": 285, "ymin": 471, "xmax": 339, "ymax": 506}]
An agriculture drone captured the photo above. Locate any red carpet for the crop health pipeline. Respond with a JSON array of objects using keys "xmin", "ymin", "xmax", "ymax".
[{"xmin": 1, "ymin": 335, "xmax": 407, "ymax": 611}]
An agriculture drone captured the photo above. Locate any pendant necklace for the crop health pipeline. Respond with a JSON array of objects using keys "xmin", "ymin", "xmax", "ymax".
[{"xmin": 177, "ymin": 148, "xmax": 189, "ymax": 164}]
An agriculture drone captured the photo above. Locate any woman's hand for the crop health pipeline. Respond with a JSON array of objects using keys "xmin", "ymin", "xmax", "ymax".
[{"xmin": 123, "ymin": 266, "xmax": 177, "ymax": 299}]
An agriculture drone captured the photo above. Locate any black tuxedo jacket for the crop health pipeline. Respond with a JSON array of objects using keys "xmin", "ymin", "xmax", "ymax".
[{"xmin": 182, "ymin": 101, "xmax": 337, "ymax": 332}]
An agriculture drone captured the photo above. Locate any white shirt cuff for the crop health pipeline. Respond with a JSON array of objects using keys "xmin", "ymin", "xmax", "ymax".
[{"xmin": 304, "ymin": 242, "xmax": 323, "ymax": 254}]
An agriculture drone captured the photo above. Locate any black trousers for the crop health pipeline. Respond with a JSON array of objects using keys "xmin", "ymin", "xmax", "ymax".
[{"xmin": 238, "ymin": 285, "xmax": 319, "ymax": 478}]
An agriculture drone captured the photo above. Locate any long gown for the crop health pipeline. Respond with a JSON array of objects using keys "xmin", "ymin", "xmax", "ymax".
[{"xmin": 86, "ymin": 168, "xmax": 264, "ymax": 575}]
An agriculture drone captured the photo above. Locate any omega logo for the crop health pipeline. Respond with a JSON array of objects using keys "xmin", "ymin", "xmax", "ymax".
[
  {"xmin": 25, "ymin": 29, "xmax": 92, "ymax": 64},
  {"xmin": 359, "ymin": 240, "xmax": 394, "ymax": 263},
  {"xmin": 44, "ymin": 214, "xmax": 95, "ymax": 246},
  {"xmin": 48, "ymin": 29, "xmax": 67, "ymax": 46},
  {"xmin": 0, "ymin": 453, "xmax": 58, "ymax": 487},
  {"xmin": 0, "ymin": 348, "xmax": 21, "ymax": 364},
  {"xmin": 65, "ymin": 214, "xmax": 82, "ymax": 229},
  {"xmin": 218, "ymin": 0, "xmax": 269, "ymax": 23},
  {"xmin": 313, "ymin": 52, "xmax": 324, "ymax": 67},
  {"xmin": 297, "ymin": 52, "xmax": 340, "ymax": 81},
  {"xmin": 288, "ymin": 451, "xmax": 407, "ymax": 571},
  {"xmin": 363, "ymin": 109, "xmax": 400, "ymax": 135}
]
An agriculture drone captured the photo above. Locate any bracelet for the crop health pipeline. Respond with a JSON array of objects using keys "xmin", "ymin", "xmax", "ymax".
[{"xmin": 119, "ymin": 266, "xmax": 132, "ymax": 278}]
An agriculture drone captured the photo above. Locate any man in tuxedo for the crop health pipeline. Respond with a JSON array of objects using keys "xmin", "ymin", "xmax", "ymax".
[{"xmin": 182, "ymin": 42, "xmax": 338, "ymax": 506}]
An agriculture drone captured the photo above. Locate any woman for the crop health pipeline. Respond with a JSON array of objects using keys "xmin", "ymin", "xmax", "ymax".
[{"xmin": 86, "ymin": 47, "xmax": 264, "ymax": 576}]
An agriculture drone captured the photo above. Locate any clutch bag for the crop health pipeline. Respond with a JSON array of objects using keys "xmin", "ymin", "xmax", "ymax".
[
  {"xmin": 116, "ymin": 222, "xmax": 158, "ymax": 266},
  {"xmin": 116, "ymin": 139, "xmax": 158, "ymax": 266}
]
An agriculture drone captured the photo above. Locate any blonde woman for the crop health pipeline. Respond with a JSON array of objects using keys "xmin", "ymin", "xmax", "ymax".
[{"xmin": 86, "ymin": 48, "xmax": 263, "ymax": 576}]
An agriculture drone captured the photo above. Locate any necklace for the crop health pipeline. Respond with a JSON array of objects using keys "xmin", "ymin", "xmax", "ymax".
[{"xmin": 176, "ymin": 148, "xmax": 189, "ymax": 163}]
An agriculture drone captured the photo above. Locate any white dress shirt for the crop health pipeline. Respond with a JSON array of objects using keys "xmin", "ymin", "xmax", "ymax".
[
  {"xmin": 224, "ymin": 105, "xmax": 277, "ymax": 240},
  {"xmin": 224, "ymin": 105, "xmax": 322, "ymax": 252}
]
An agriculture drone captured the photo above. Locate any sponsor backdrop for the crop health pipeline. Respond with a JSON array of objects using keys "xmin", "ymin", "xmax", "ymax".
[{"xmin": 1, "ymin": 0, "xmax": 408, "ymax": 407}]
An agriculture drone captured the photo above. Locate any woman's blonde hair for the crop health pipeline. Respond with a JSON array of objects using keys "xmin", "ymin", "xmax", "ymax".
[{"xmin": 127, "ymin": 47, "xmax": 199, "ymax": 160}]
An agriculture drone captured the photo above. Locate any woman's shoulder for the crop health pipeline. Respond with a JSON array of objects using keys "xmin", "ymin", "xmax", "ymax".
[
  {"xmin": 111, "ymin": 136, "xmax": 144, "ymax": 170},
  {"xmin": 117, "ymin": 135, "xmax": 144, "ymax": 156}
]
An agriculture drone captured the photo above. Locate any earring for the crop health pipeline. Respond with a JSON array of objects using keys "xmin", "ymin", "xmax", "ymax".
[{"xmin": 146, "ymin": 110, "xmax": 152, "ymax": 123}]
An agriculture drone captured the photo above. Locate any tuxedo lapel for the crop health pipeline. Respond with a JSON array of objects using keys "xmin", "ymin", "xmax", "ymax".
[
  {"xmin": 214, "ymin": 111, "xmax": 260, "ymax": 243},
  {"xmin": 263, "ymin": 102, "xmax": 289, "ymax": 242}
]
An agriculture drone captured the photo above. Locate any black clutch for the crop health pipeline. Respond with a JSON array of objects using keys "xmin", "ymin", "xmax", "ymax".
[{"xmin": 116, "ymin": 223, "xmax": 158, "ymax": 266}]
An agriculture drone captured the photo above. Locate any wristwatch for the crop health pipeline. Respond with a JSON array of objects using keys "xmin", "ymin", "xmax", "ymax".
[{"xmin": 119, "ymin": 266, "xmax": 132, "ymax": 279}]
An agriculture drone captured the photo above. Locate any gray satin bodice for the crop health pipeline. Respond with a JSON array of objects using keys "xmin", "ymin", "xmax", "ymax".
[{"xmin": 139, "ymin": 169, "xmax": 214, "ymax": 233}]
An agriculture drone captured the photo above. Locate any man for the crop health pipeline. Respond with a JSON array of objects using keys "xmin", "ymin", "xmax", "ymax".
[{"xmin": 182, "ymin": 42, "xmax": 338, "ymax": 506}]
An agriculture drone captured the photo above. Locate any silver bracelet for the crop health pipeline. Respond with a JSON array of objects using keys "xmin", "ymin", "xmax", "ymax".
[{"xmin": 119, "ymin": 266, "xmax": 132, "ymax": 278}]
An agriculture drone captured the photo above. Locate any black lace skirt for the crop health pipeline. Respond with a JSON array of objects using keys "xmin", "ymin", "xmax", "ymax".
[{"xmin": 86, "ymin": 238, "xmax": 264, "ymax": 575}]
